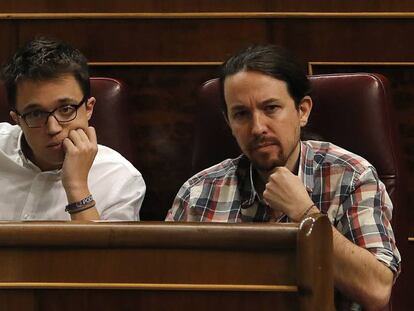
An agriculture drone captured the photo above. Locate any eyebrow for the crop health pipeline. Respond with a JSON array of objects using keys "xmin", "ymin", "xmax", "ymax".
[
  {"xmin": 229, "ymin": 98, "xmax": 281, "ymax": 112},
  {"xmin": 229, "ymin": 104, "xmax": 247, "ymax": 112},
  {"xmin": 260, "ymin": 98, "xmax": 281, "ymax": 105},
  {"xmin": 21, "ymin": 98, "xmax": 80, "ymax": 113}
]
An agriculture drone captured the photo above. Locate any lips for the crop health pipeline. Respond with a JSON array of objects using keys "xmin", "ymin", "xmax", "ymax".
[
  {"xmin": 253, "ymin": 142, "xmax": 276, "ymax": 149},
  {"xmin": 249, "ymin": 137, "xmax": 280, "ymax": 151},
  {"xmin": 46, "ymin": 141, "xmax": 63, "ymax": 148}
]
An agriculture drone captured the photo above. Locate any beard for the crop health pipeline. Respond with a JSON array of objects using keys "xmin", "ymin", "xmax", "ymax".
[
  {"xmin": 250, "ymin": 148, "xmax": 287, "ymax": 172},
  {"xmin": 246, "ymin": 136, "xmax": 287, "ymax": 172},
  {"xmin": 246, "ymin": 134, "xmax": 300, "ymax": 174}
]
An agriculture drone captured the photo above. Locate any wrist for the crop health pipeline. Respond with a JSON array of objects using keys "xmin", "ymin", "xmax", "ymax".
[
  {"xmin": 299, "ymin": 203, "xmax": 320, "ymax": 222},
  {"xmin": 64, "ymin": 183, "xmax": 90, "ymax": 203},
  {"xmin": 65, "ymin": 194, "xmax": 96, "ymax": 215}
]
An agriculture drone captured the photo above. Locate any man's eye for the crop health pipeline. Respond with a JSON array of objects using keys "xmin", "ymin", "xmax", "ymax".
[
  {"xmin": 26, "ymin": 110, "xmax": 45, "ymax": 119},
  {"xmin": 264, "ymin": 105, "xmax": 278, "ymax": 112},
  {"xmin": 233, "ymin": 111, "xmax": 248, "ymax": 119},
  {"xmin": 58, "ymin": 105, "xmax": 75, "ymax": 115}
]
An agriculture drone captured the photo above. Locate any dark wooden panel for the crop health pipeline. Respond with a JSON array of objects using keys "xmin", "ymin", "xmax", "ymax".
[
  {"xmin": 90, "ymin": 65, "xmax": 219, "ymax": 220},
  {"xmin": 0, "ymin": 0, "xmax": 414, "ymax": 13},
  {"xmin": 0, "ymin": 18, "xmax": 410, "ymax": 65},
  {"xmin": 1, "ymin": 249, "xmax": 295, "ymax": 283},
  {"xmin": 0, "ymin": 218, "xmax": 333, "ymax": 311},
  {"xmin": 13, "ymin": 19, "xmax": 269, "ymax": 62},
  {"xmin": 0, "ymin": 21, "xmax": 18, "ymax": 63},
  {"xmin": 284, "ymin": 19, "xmax": 414, "ymax": 62},
  {"xmin": 0, "ymin": 290, "xmax": 299, "ymax": 311}
]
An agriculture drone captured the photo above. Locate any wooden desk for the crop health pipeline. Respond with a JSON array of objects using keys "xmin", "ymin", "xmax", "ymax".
[{"xmin": 0, "ymin": 215, "xmax": 333, "ymax": 311}]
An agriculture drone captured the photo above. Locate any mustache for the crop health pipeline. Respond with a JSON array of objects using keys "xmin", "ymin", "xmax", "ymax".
[{"xmin": 248, "ymin": 136, "xmax": 280, "ymax": 150}]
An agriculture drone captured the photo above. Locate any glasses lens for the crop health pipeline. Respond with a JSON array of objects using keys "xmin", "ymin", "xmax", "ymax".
[
  {"xmin": 25, "ymin": 111, "xmax": 48, "ymax": 128},
  {"xmin": 54, "ymin": 106, "xmax": 77, "ymax": 122}
]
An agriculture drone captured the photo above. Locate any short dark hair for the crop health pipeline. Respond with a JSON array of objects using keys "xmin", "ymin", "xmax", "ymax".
[
  {"xmin": 220, "ymin": 44, "xmax": 310, "ymax": 114},
  {"xmin": 1, "ymin": 37, "xmax": 90, "ymax": 109}
]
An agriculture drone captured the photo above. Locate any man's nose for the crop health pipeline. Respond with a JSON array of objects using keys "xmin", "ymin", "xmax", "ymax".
[
  {"xmin": 251, "ymin": 112, "xmax": 267, "ymax": 135},
  {"xmin": 45, "ymin": 113, "xmax": 62, "ymax": 134}
]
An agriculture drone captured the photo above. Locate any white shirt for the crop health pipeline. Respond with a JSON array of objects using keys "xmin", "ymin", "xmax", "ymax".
[{"xmin": 0, "ymin": 123, "xmax": 146, "ymax": 220}]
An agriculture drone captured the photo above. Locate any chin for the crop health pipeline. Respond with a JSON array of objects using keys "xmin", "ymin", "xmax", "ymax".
[
  {"xmin": 251, "ymin": 157, "xmax": 286, "ymax": 172},
  {"xmin": 37, "ymin": 154, "xmax": 64, "ymax": 171},
  {"xmin": 44, "ymin": 160, "xmax": 64, "ymax": 170}
]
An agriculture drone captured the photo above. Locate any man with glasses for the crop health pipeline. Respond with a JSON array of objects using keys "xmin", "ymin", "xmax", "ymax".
[{"xmin": 0, "ymin": 38, "xmax": 146, "ymax": 220}]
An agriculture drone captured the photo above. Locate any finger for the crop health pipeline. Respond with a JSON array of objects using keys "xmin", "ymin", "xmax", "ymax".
[
  {"xmin": 270, "ymin": 166, "xmax": 282, "ymax": 175},
  {"xmin": 68, "ymin": 129, "xmax": 89, "ymax": 145},
  {"xmin": 263, "ymin": 188, "xmax": 269, "ymax": 201},
  {"xmin": 74, "ymin": 128, "xmax": 90, "ymax": 142},
  {"xmin": 67, "ymin": 129, "xmax": 82, "ymax": 145},
  {"xmin": 85, "ymin": 126, "xmax": 97, "ymax": 145},
  {"xmin": 62, "ymin": 137, "xmax": 75, "ymax": 153}
]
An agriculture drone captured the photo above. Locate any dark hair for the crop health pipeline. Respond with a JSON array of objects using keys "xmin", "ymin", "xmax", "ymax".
[
  {"xmin": 1, "ymin": 37, "xmax": 90, "ymax": 109},
  {"xmin": 219, "ymin": 44, "xmax": 310, "ymax": 114}
]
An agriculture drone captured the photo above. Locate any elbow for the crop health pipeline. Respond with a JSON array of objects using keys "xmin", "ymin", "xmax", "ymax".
[{"xmin": 360, "ymin": 282, "xmax": 392, "ymax": 311}]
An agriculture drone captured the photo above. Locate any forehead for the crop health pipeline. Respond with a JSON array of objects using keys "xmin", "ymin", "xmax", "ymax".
[
  {"xmin": 15, "ymin": 74, "xmax": 83, "ymax": 111},
  {"xmin": 223, "ymin": 71, "xmax": 292, "ymax": 104}
]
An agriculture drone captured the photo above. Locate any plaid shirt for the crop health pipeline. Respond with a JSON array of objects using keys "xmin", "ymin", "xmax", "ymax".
[{"xmin": 166, "ymin": 140, "xmax": 400, "ymax": 275}]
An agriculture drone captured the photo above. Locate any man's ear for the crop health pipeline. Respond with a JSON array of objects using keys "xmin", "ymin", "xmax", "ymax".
[
  {"xmin": 298, "ymin": 96, "xmax": 313, "ymax": 127},
  {"xmin": 85, "ymin": 97, "xmax": 96, "ymax": 121},
  {"xmin": 9, "ymin": 111, "xmax": 20, "ymax": 125}
]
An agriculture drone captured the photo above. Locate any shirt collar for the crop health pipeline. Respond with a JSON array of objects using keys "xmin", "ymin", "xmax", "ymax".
[
  {"xmin": 235, "ymin": 155, "xmax": 272, "ymax": 221},
  {"xmin": 234, "ymin": 155, "xmax": 256, "ymax": 208},
  {"xmin": 16, "ymin": 130, "xmax": 35, "ymax": 168},
  {"xmin": 299, "ymin": 141, "xmax": 315, "ymax": 194},
  {"xmin": 249, "ymin": 162, "xmax": 261, "ymax": 201}
]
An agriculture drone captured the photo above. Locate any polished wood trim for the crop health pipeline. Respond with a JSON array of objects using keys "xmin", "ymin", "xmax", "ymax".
[
  {"xmin": 1, "ymin": 12, "xmax": 414, "ymax": 20},
  {"xmin": 0, "ymin": 282, "xmax": 298, "ymax": 292},
  {"xmin": 0, "ymin": 221, "xmax": 298, "ymax": 248},
  {"xmin": 308, "ymin": 61, "xmax": 414, "ymax": 75},
  {"xmin": 89, "ymin": 62, "xmax": 221, "ymax": 66}
]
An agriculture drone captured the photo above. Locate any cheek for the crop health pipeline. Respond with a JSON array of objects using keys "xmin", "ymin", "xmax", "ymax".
[
  {"xmin": 230, "ymin": 126, "xmax": 249, "ymax": 144},
  {"xmin": 280, "ymin": 124, "xmax": 301, "ymax": 150},
  {"xmin": 64, "ymin": 119, "xmax": 87, "ymax": 132},
  {"xmin": 73, "ymin": 114, "xmax": 90, "ymax": 128},
  {"xmin": 23, "ymin": 132, "xmax": 44, "ymax": 152}
]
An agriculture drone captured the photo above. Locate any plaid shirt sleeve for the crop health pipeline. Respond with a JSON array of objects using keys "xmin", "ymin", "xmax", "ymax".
[
  {"xmin": 165, "ymin": 181, "xmax": 191, "ymax": 221},
  {"xmin": 335, "ymin": 166, "xmax": 401, "ymax": 274}
]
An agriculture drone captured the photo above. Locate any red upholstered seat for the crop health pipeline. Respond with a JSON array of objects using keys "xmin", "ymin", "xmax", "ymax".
[{"xmin": 88, "ymin": 77, "xmax": 134, "ymax": 163}]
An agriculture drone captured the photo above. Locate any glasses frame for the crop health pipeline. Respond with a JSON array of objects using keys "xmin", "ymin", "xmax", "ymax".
[{"xmin": 15, "ymin": 97, "xmax": 88, "ymax": 128}]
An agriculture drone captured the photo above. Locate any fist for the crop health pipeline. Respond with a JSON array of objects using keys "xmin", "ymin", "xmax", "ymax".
[{"xmin": 263, "ymin": 167, "xmax": 313, "ymax": 222}]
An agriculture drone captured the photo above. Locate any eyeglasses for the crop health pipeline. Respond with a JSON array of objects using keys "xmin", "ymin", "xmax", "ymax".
[{"xmin": 15, "ymin": 98, "xmax": 87, "ymax": 128}]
